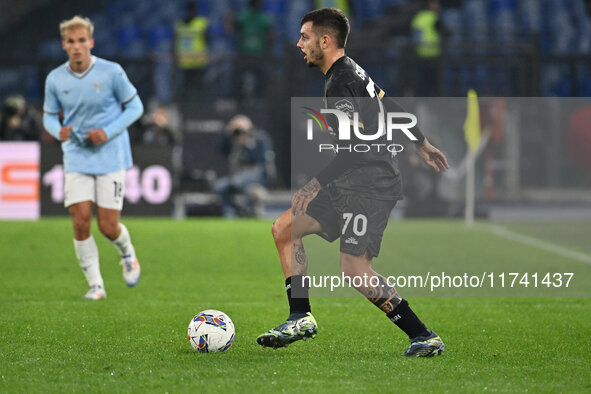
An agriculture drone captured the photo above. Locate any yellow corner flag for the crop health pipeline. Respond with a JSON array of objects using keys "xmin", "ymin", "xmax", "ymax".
[{"xmin": 464, "ymin": 89, "xmax": 481, "ymax": 153}]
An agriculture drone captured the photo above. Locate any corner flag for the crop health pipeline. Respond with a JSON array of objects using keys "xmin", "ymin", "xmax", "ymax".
[
  {"xmin": 464, "ymin": 89, "xmax": 480, "ymax": 226},
  {"xmin": 464, "ymin": 89, "xmax": 481, "ymax": 153}
]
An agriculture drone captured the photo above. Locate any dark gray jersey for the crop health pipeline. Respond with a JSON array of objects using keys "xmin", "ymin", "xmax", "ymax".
[{"xmin": 317, "ymin": 56, "xmax": 402, "ymax": 201}]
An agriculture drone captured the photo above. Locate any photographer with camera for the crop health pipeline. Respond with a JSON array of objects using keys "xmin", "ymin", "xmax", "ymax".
[
  {"xmin": 214, "ymin": 114, "xmax": 276, "ymax": 218},
  {"xmin": 0, "ymin": 94, "xmax": 42, "ymax": 141}
]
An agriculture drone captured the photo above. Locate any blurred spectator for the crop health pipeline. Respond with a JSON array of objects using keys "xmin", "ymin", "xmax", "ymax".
[
  {"xmin": 139, "ymin": 100, "xmax": 182, "ymax": 146},
  {"xmin": 0, "ymin": 94, "xmax": 42, "ymax": 141},
  {"xmin": 567, "ymin": 106, "xmax": 591, "ymax": 172},
  {"xmin": 149, "ymin": 25, "xmax": 176, "ymax": 104},
  {"xmin": 175, "ymin": 1, "xmax": 210, "ymax": 100},
  {"xmin": 411, "ymin": 0, "xmax": 446, "ymax": 96},
  {"xmin": 214, "ymin": 114, "xmax": 276, "ymax": 217},
  {"xmin": 235, "ymin": 0, "xmax": 274, "ymax": 100},
  {"xmin": 412, "ymin": 0, "xmax": 443, "ymax": 57},
  {"xmin": 202, "ymin": 9, "xmax": 237, "ymax": 99}
]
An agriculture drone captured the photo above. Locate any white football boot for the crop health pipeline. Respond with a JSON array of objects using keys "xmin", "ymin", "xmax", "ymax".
[
  {"xmin": 120, "ymin": 254, "xmax": 141, "ymax": 287},
  {"xmin": 83, "ymin": 284, "xmax": 106, "ymax": 300}
]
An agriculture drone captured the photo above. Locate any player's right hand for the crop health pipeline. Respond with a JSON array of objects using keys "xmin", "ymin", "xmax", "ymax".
[
  {"xmin": 417, "ymin": 139, "xmax": 449, "ymax": 172},
  {"xmin": 292, "ymin": 177, "xmax": 321, "ymax": 216},
  {"xmin": 59, "ymin": 125, "xmax": 73, "ymax": 142}
]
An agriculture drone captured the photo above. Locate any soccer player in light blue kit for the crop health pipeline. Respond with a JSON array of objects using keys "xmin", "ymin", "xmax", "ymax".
[{"xmin": 43, "ymin": 16, "xmax": 144, "ymax": 300}]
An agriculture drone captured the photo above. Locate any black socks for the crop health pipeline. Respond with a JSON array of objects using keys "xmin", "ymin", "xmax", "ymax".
[
  {"xmin": 286, "ymin": 275, "xmax": 311, "ymax": 320},
  {"xmin": 387, "ymin": 299, "xmax": 430, "ymax": 339}
]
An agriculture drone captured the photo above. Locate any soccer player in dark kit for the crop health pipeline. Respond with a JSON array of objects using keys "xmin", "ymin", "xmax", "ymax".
[{"xmin": 256, "ymin": 8, "xmax": 449, "ymax": 356}]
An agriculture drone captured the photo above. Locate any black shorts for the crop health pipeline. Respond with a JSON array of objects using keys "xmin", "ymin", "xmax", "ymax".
[{"xmin": 306, "ymin": 186, "xmax": 397, "ymax": 258}]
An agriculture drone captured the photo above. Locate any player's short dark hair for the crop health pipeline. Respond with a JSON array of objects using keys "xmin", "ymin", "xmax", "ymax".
[{"xmin": 301, "ymin": 8, "xmax": 350, "ymax": 49}]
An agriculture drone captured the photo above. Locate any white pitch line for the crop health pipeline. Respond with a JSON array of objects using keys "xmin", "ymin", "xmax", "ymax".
[{"xmin": 488, "ymin": 225, "xmax": 591, "ymax": 266}]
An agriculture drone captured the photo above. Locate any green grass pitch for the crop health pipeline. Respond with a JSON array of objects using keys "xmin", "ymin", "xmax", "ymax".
[{"xmin": 0, "ymin": 218, "xmax": 590, "ymax": 392}]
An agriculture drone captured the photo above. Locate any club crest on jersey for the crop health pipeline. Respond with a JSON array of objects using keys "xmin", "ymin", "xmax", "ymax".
[
  {"xmin": 335, "ymin": 99, "xmax": 354, "ymax": 118},
  {"xmin": 92, "ymin": 83, "xmax": 103, "ymax": 93}
]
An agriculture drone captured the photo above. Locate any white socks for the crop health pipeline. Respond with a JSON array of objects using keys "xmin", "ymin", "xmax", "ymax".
[
  {"xmin": 74, "ymin": 236, "xmax": 103, "ymax": 288},
  {"xmin": 110, "ymin": 223, "xmax": 136, "ymax": 262},
  {"xmin": 74, "ymin": 224, "xmax": 136, "ymax": 289}
]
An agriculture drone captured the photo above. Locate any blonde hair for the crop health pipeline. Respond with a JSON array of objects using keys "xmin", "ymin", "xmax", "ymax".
[{"xmin": 59, "ymin": 15, "xmax": 94, "ymax": 39}]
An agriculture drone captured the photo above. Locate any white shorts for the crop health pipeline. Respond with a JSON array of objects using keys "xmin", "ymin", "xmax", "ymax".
[{"xmin": 64, "ymin": 170, "xmax": 126, "ymax": 210}]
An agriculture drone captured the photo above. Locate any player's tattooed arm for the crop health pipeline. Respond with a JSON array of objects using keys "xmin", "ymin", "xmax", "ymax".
[
  {"xmin": 292, "ymin": 177, "xmax": 321, "ymax": 216},
  {"xmin": 365, "ymin": 275, "xmax": 402, "ymax": 314}
]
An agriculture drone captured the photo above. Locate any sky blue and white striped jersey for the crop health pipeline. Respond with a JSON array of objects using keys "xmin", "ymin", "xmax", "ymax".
[{"xmin": 43, "ymin": 56, "xmax": 139, "ymax": 174}]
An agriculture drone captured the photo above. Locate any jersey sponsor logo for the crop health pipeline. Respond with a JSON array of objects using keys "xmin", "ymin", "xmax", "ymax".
[{"xmin": 62, "ymin": 89, "xmax": 71, "ymax": 95}]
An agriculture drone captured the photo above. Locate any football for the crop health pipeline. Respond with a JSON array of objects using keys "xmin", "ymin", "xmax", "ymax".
[{"xmin": 187, "ymin": 310, "xmax": 235, "ymax": 353}]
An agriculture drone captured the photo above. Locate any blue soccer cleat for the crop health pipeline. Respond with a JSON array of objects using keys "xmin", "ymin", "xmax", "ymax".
[{"xmin": 402, "ymin": 330, "xmax": 445, "ymax": 357}]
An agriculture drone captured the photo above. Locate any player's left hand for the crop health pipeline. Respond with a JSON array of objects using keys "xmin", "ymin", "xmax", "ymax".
[
  {"xmin": 292, "ymin": 177, "xmax": 321, "ymax": 216},
  {"xmin": 85, "ymin": 129, "xmax": 108, "ymax": 146},
  {"xmin": 416, "ymin": 139, "xmax": 449, "ymax": 172}
]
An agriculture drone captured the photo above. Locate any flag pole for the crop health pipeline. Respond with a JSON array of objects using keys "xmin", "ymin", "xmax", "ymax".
[
  {"xmin": 465, "ymin": 151, "xmax": 475, "ymax": 226},
  {"xmin": 463, "ymin": 89, "xmax": 480, "ymax": 227}
]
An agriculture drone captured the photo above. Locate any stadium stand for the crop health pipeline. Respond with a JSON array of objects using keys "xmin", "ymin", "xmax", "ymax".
[{"xmin": 2, "ymin": 0, "xmax": 591, "ymax": 100}]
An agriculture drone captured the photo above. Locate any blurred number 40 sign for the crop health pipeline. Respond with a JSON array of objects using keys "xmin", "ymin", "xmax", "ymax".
[{"xmin": 40, "ymin": 145, "xmax": 174, "ymax": 216}]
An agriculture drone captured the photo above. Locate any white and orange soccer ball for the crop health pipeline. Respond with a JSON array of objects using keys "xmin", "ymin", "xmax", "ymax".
[{"xmin": 187, "ymin": 310, "xmax": 235, "ymax": 353}]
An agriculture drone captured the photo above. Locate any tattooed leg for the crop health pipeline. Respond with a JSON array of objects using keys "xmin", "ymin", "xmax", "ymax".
[
  {"xmin": 271, "ymin": 209, "xmax": 323, "ymax": 278},
  {"xmin": 340, "ymin": 252, "xmax": 402, "ymax": 313},
  {"xmin": 291, "ymin": 240, "xmax": 308, "ymax": 276},
  {"xmin": 364, "ymin": 274, "xmax": 402, "ymax": 314}
]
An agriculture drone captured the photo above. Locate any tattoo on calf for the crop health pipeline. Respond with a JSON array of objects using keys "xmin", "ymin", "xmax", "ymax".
[
  {"xmin": 293, "ymin": 243, "xmax": 308, "ymax": 267},
  {"xmin": 366, "ymin": 275, "xmax": 401, "ymax": 314}
]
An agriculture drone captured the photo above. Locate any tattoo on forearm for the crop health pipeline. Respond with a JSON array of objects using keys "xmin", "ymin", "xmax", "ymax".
[
  {"xmin": 298, "ymin": 178, "xmax": 321, "ymax": 199},
  {"xmin": 365, "ymin": 275, "xmax": 402, "ymax": 314},
  {"xmin": 293, "ymin": 178, "xmax": 321, "ymax": 215},
  {"xmin": 302, "ymin": 178, "xmax": 321, "ymax": 193}
]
